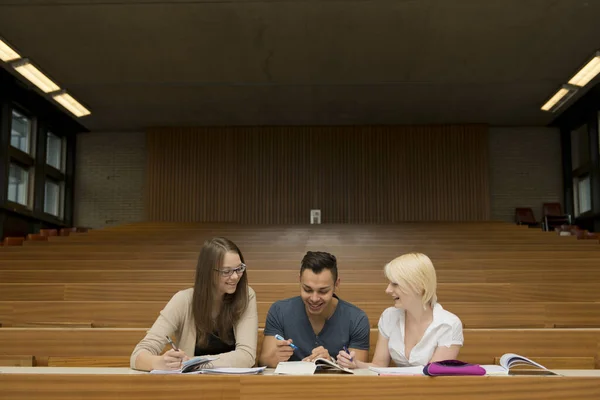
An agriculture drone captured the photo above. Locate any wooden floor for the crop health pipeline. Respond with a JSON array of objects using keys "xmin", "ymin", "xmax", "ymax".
[{"xmin": 0, "ymin": 222, "xmax": 599, "ymax": 369}]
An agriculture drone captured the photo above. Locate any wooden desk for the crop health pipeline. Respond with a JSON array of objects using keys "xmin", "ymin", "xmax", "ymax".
[{"xmin": 1, "ymin": 368, "xmax": 600, "ymax": 400}]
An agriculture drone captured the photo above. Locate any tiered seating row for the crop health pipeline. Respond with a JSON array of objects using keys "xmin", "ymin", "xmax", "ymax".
[
  {"xmin": 1, "ymin": 282, "xmax": 599, "ymax": 302},
  {"xmin": 1, "ymin": 328, "xmax": 599, "ymax": 369},
  {"xmin": 1, "ymin": 301, "xmax": 599, "ymax": 329},
  {"xmin": 0, "ymin": 222, "xmax": 599, "ymax": 370}
]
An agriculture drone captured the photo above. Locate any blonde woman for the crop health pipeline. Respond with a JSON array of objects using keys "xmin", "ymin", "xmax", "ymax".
[
  {"xmin": 336, "ymin": 252, "xmax": 463, "ymax": 368},
  {"xmin": 130, "ymin": 237, "xmax": 258, "ymax": 371}
]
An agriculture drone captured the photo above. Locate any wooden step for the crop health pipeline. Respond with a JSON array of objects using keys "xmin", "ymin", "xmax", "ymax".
[
  {"xmin": 0, "ymin": 328, "xmax": 598, "ymax": 368},
  {"xmin": 1, "ymin": 282, "xmax": 598, "ymax": 303}
]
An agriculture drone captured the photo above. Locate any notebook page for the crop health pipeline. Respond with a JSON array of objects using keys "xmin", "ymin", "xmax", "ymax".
[
  {"xmin": 500, "ymin": 354, "xmax": 548, "ymax": 370},
  {"xmin": 481, "ymin": 365, "xmax": 509, "ymax": 376}
]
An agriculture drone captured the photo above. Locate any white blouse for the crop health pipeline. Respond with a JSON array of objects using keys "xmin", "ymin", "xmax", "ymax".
[{"xmin": 378, "ymin": 303, "xmax": 464, "ymax": 367}]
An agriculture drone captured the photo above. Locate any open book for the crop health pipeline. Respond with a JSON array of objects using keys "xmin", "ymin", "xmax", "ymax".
[
  {"xmin": 371, "ymin": 354, "xmax": 554, "ymax": 377},
  {"xmin": 483, "ymin": 353, "xmax": 553, "ymax": 376},
  {"xmin": 150, "ymin": 355, "xmax": 219, "ymax": 374},
  {"xmin": 274, "ymin": 358, "xmax": 354, "ymax": 375}
]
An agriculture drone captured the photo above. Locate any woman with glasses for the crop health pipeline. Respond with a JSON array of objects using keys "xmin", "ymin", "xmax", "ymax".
[{"xmin": 130, "ymin": 237, "xmax": 257, "ymax": 371}]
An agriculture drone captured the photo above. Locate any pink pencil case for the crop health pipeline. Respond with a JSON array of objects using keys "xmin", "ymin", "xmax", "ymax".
[{"xmin": 423, "ymin": 360, "xmax": 486, "ymax": 376}]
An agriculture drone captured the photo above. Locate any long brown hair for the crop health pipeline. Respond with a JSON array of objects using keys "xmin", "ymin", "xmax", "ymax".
[{"xmin": 191, "ymin": 237, "xmax": 249, "ymax": 346}]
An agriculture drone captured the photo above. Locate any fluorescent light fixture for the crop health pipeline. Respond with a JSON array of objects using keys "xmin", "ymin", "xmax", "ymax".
[
  {"xmin": 12, "ymin": 59, "xmax": 60, "ymax": 93},
  {"xmin": 568, "ymin": 52, "xmax": 600, "ymax": 87},
  {"xmin": 0, "ymin": 38, "xmax": 20, "ymax": 62},
  {"xmin": 541, "ymin": 84, "xmax": 578, "ymax": 112},
  {"xmin": 52, "ymin": 91, "xmax": 91, "ymax": 117}
]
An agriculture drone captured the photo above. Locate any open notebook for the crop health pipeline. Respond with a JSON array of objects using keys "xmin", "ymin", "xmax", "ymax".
[
  {"xmin": 274, "ymin": 358, "xmax": 354, "ymax": 375},
  {"xmin": 150, "ymin": 355, "xmax": 219, "ymax": 374},
  {"xmin": 482, "ymin": 353, "xmax": 555, "ymax": 376}
]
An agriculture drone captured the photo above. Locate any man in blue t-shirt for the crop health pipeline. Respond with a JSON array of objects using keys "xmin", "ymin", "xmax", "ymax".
[{"xmin": 259, "ymin": 251, "xmax": 370, "ymax": 367}]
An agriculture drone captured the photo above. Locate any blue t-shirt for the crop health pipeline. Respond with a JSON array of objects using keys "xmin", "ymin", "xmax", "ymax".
[{"xmin": 264, "ymin": 295, "xmax": 370, "ymax": 360}]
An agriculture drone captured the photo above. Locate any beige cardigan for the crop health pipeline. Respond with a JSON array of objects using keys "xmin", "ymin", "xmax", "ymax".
[{"xmin": 130, "ymin": 286, "xmax": 258, "ymax": 370}]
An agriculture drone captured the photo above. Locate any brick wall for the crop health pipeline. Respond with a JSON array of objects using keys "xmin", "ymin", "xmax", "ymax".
[
  {"xmin": 74, "ymin": 132, "xmax": 146, "ymax": 229},
  {"xmin": 489, "ymin": 127, "xmax": 563, "ymax": 222},
  {"xmin": 74, "ymin": 128, "xmax": 563, "ymax": 227}
]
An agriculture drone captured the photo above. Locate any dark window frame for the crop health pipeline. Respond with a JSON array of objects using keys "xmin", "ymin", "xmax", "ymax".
[
  {"xmin": 0, "ymin": 66, "xmax": 87, "ymax": 238},
  {"xmin": 553, "ymin": 84, "xmax": 600, "ymax": 232}
]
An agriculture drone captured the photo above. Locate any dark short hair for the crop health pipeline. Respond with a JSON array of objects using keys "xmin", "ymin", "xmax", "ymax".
[{"xmin": 300, "ymin": 251, "xmax": 338, "ymax": 282}]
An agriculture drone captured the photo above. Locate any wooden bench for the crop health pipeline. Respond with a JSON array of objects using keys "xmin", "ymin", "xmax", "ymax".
[
  {"xmin": 0, "ymin": 328, "xmax": 598, "ymax": 368},
  {"xmin": 2, "ymin": 268, "xmax": 600, "ymax": 283},
  {"xmin": 6, "ymin": 242, "xmax": 599, "ymax": 251},
  {"xmin": 2, "ymin": 301, "xmax": 600, "ymax": 329},
  {"xmin": 0, "ymin": 355, "xmax": 34, "ymax": 366},
  {"xmin": 1, "ymin": 222, "xmax": 598, "ymax": 376},
  {"xmin": 1, "ymin": 282, "xmax": 598, "ymax": 303},
  {"xmin": 1, "ymin": 250, "xmax": 598, "ymax": 262},
  {"xmin": 2, "ymin": 237, "xmax": 24, "ymax": 246},
  {"xmin": 44, "ymin": 234, "xmax": 588, "ymax": 243},
  {"xmin": 2, "ymin": 258, "xmax": 600, "ymax": 270},
  {"xmin": 2, "ymin": 373, "xmax": 600, "ymax": 400},
  {"xmin": 47, "ymin": 356, "xmax": 130, "ymax": 367}
]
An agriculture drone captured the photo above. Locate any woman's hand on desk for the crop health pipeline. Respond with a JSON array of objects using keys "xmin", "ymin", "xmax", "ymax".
[
  {"xmin": 336, "ymin": 350, "xmax": 357, "ymax": 369},
  {"xmin": 153, "ymin": 349, "xmax": 190, "ymax": 370}
]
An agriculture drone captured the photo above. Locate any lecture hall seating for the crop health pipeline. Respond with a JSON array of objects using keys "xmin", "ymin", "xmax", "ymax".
[{"xmin": 0, "ymin": 222, "xmax": 599, "ymax": 371}]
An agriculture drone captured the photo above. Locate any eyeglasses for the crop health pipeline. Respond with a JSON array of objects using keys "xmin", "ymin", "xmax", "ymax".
[{"xmin": 214, "ymin": 263, "xmax": 246, "ymax": 277}]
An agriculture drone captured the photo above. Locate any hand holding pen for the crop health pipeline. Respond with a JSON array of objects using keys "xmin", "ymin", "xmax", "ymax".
[
  {"xmin": 166, "ymin": 335, "xmax": 179, "ymax": 351},
  {"xmin": 158, "ymin": 335, "xmax": 190, "ymax": 370},
  {"xmin": 336, "ymin": 346, "xmax": 357, "ymax": 369},
  {"xmin": 344, "ymin": 345, "xmax": 353, "ymax": 361},
  {"xmin": 274, "ymin": 334, "xmax": 297, "ymax": 362}
]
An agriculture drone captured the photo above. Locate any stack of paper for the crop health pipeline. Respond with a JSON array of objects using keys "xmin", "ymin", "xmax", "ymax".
[
  {"xmin": 197, "ymin": 367, "xmax": 266, "ymax": 375},
  {"xmin": 274, "ymin": 359, "xmax": 355, "ymax": 375},
  {"xmin": 274, "ymin": 361, "xmax": 317, "ymax": 375},
  {"xmin": 368, "ymin": 366, "xmax": 425, "ymax": 376}
]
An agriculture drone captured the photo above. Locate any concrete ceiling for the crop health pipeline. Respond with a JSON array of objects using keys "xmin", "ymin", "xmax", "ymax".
[{"xmin": 0, "ymin": 0, "xmax": 599, "ymax": 131}]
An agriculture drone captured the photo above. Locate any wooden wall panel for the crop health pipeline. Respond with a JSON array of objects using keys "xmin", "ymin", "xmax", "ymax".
[{"xmin": 146, "ymin": 125, "xmax": 490, "ymax": 223}]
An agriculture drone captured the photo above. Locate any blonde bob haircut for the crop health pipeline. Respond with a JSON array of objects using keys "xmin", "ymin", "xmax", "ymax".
[{"xmin": 384, "ymin": 252, "xmax": 437, "ymax": 308}]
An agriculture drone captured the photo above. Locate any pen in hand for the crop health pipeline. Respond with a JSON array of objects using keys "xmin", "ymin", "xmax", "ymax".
[
  {"xmin": 343, "ymin": 345, "xmax": 354, "ymax": 362},
  {"xmin": 275, "ymin": 334, "xmax": 299, "ymax": 351},
  {"xmin": 166, "ymin": 335, "xmax": 179, "ymax": 352},
  {"xmin": 275, "ymin": 334, "xmax": 309, "ymax": 360}
]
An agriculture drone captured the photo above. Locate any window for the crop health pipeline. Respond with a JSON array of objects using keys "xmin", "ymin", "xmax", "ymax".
[
  {"xmin": 1, "ymin": 73, "xmax": 75, "ymax": 227},
  {"xmin": 573, "ymin": 175, "xmax": 592, "ymax": 217},
  {"xmin": 10, "ymin": 109, "xmax": 32, "ymax": 154},
  {"xmin": 8, "ymin": 163, "xmax": 30, "ymax": 206},
  {"xmin": 571, "ymin": 124, "xmax": 589, "ymax": 171},
  {"xmin": 46, "ymin": 132, "xmax": 64, "ymax": 171},
  {"xmin": 578, "ymin": 176, "xmax": 592, "ymax": 215},
  {"xmin": 44, "ymin": 179, "xmax": 62, "ymax": 217}
]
